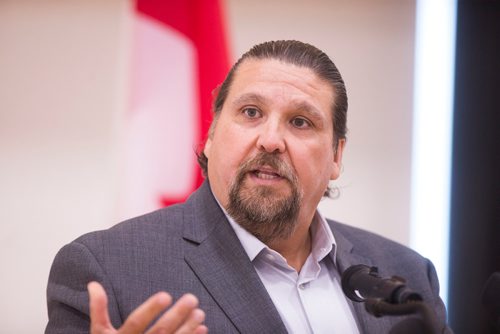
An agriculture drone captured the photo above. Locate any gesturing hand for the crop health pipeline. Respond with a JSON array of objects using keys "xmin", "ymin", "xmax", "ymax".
[{"xmin": 88, "ymin": 281, "xmax": 208, "ymax": 334}]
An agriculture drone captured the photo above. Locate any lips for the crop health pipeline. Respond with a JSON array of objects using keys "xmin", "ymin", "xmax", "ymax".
[
  {"xmin": 253, "ymin": 170, "xmax": 281, "ymax": 180},
  {"xmin": 250, "ymin": 166, "xmax": 284, "ymax": 180},
  {"xmin": 238, "ymin": 153, "xmax": 293, "ymax": 184}
]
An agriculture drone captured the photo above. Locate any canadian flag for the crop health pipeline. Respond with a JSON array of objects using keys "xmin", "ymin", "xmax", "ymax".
[{"xmin": 118, "ymin": 0, "xmax": 230, "ymax": 220}]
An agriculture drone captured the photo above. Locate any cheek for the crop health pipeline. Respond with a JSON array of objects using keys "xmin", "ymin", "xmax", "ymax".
[
  {"xmin": 292, "ymin": 144, "xmax": 335, "ymax": 185},
  {"xmin": 210, "ymin": 133, "xmax": 246, "ymax": 179}
]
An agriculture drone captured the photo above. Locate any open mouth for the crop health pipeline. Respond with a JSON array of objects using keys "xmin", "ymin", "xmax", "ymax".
[{"xmin": 251, "ymin": 168, "xmax": 283, "ymax": 180}]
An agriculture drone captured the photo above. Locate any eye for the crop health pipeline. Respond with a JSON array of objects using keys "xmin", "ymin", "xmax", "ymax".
[
  {"xmin": 242, "ymin": 107, "xmax": 261, "ymax": 118},
  {"xmin": 291, "ymin": 117, "xmax": 312, "ymax": 129}
]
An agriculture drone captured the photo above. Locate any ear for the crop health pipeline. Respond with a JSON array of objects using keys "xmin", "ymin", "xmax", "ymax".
[
  {"xmin": 330, "ymin": 139, "xmax": 345, "ymax": 180},
  {"xmin": 203, "ymin": 137, "xmax": 213, "ymax": 159}
]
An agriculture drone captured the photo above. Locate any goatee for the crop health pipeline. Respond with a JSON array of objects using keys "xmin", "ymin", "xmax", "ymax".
[{"xmin": 226, "ymin": 152, "xmax": 302, "ymax": 244}]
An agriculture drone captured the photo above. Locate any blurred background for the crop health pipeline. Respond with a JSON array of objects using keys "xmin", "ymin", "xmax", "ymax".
[{"xmin": 0, "ymin": 0, "xmax": 498, "ymax": 333}]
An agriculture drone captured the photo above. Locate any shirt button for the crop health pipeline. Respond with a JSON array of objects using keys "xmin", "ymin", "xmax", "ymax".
[{"xmin": 299, "ymin": 283, "xmax": 307, "ymax": 290}]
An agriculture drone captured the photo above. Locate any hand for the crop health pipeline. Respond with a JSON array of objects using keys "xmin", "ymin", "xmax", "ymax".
[{"xmin": 88, "ymin": 281, "xmax": 208, "ymax": 334}]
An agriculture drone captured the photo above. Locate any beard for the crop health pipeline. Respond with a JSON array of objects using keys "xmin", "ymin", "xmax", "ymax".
[{"xmin": 226, "ymin": 152, "xmax": 303, "ymax": 244}]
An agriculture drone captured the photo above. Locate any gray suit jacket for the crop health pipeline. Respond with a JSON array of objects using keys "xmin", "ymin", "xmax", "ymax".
[{"xmin": 46, "ymin": 181, "xmax": 451, "ymax": 333}]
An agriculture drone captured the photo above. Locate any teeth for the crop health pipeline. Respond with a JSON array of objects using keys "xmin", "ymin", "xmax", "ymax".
[{"xmin": 255, "ymin": 171, "xmax": 279, "ymax": 180}]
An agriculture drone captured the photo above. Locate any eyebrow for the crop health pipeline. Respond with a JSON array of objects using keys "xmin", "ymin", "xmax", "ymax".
[
  {"xmin": 290, "ymin": 101, "xmax": 326, "ymax": 123},
  {"xmin": 230, "ymin": 93, "xmax": 267, "ymax": 109},
  {"xmin": 231, "ymin": 92, "xmax": 327, "ymax": 123}
]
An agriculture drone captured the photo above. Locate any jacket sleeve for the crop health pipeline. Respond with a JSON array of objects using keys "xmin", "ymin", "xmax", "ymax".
[{"xmin": 45, "ymin": 241, "xmax": 122, "ymax": 334}]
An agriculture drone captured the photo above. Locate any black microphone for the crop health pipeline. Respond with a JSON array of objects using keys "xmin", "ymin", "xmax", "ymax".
[
  {"xmin": 341, "ymin": 264, "xmax": 423, "ymax": 304},
  {"xmin": 481, "ymin": 272, "xmax": 500, "ymax": 331}
]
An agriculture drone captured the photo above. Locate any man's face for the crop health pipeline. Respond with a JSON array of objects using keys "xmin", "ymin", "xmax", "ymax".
[{"xmin": 204, "ymin": 58, "xmax": 344, "ymax": 241}]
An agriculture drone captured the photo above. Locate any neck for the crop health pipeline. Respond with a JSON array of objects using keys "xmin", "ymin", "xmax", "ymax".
[{"xmin": 268, "ymin": 219, "xmax": 313, "ymax": 272}]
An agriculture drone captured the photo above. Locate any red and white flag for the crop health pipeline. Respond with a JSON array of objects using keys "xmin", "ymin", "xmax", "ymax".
[{"xmin": 118, "ymin": 0, "xmax": 230, "ymax": 220}]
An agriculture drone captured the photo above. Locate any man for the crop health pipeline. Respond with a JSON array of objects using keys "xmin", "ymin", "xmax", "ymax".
[{"xmin": 46, "ymin": 40, "xmax": 451, "ymax": 333}]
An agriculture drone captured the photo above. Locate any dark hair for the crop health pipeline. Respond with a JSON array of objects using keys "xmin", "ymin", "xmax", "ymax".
[{"xmin": 197, "ymin": 40, "xmax": 348, "ymax": 196}]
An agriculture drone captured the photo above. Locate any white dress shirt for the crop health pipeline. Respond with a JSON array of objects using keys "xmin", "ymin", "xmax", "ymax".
[{"xmin": 225, "ymin": 209, "xmax": 360, "ymax": 334}]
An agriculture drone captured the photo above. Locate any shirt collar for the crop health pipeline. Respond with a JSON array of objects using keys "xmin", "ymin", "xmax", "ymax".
[
  {"xmin": 219, "ymin": 201, "xmax": 337, "ymax": 263},
  {"xmin": 310, "ymin": 210, "xmax": 337, "ymax": 262},
  {"xmin": 224, "ymin": 208, "xmax": 267, "ymax": 261}
]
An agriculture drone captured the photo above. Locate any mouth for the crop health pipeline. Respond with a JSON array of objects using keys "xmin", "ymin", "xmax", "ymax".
[
  {"xmin": 249, "ymin": 166, "xmax": 285, "ymax": 181},
  {"xmin": 253, "ymin": 170, "xmax": 281, "ymax": 180}
]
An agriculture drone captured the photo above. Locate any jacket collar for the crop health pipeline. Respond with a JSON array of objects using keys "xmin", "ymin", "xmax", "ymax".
[
  {"xmin": 328, "ymin": 220, "xmax": 394, "ymax": 333},
  {"xmin": 182, "ymin": 181, "xmax": 288, "ymax": 333}
]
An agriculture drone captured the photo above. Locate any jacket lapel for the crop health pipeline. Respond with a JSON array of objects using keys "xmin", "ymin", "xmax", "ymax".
[
  {"xmin": 330, "ymin": 221, "xmax": 394, "ymax": 334},
  {"xmin": 182, "ymin": 182, "xmax": 287, "ymax": 333}
]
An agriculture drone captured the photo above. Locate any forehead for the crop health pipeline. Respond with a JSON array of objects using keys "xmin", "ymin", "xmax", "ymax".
[{"xmin": 226, "ymin": 58, "xmax": 335, "ymax": 109}]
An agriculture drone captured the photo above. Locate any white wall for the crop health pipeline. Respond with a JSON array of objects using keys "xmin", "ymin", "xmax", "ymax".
[
  {"xmin": 0, "ymin": 0, "xmax": 415, "ymax": 332},
  {"xmin": 0, "ymin": 1, "xmax": 131, "ymax": 332}
]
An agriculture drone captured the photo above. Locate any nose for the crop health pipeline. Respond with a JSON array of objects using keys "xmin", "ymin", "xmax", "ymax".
[{"xmin": 256, "ymin": 120, "xmax": 286, "ymax": 154}]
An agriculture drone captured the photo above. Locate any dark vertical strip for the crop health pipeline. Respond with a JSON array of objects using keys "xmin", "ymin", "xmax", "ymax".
[{"xmin": 449, "ymin": 1, "xmax": 500, "ymax": 333}]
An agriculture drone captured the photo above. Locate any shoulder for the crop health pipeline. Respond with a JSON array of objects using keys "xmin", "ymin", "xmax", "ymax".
[
  {"xmin": 328, "ymin": 219, "xmax": 422, "ymax": 259},
  {"xmin": 72, "ymin": 203, "xmax": 186, "ymax": 256},
  {"xmin": 327, "ymin": 219, "xmax": 433, "ymax": 281},
  {"xmin": 327, "ymin": 219, "xmax": 410, "ymax": 250},
  {"xmin": 50, "ymin": 203, "xmax": 192, "ymax": 293},
  {"xmin": 73, "ymin": 182, "xmax": 219, "ymax": 249}
]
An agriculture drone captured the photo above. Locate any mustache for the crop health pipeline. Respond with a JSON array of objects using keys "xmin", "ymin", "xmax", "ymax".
[{"xmin": 237, "ymin": 152, "xmax": 297, "ymax": 183}]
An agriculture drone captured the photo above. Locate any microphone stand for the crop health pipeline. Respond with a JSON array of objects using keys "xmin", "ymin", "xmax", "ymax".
[{"xmin": 364, "ymin": 298, "xmax": 441, "ymax": 334}]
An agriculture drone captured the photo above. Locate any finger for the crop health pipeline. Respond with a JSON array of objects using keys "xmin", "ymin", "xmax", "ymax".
[
  {"xmin": 120, "ymin": 291, "xmax": 172, "ymax": 334},
  {"xmin": 174, "ymin": 308, "xmax": 207, "ymax": 334},
  {"xmin": 193, "ymin": 324, "xmax": 208, "ymax": 334},
  {"xmin": 88, "ymin": 281, "xmax": 114, "ymax": 333},
  {"xmin": 146, "ymin": 293, "xmax": 199, "ymax": 333}
]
